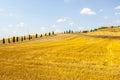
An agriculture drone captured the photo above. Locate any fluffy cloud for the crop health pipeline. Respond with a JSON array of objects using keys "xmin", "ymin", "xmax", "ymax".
[
  {"xmin": 16, "ymin": 22, "xmax": 26, "ymax": 27},
  {"xmin": 69, "ymin": 22, "xmax": 74, "ymax": 26},
  {"xmin": 56, "ymin": 17, "xmax": 67, "ymax": 23},
  {"xmin": 115, "ymin": 6, "xmax": 120, "ymax": 10},
  {"xmin": 80, "ymin": 8, "xmax": 96, "ymax": 15}
]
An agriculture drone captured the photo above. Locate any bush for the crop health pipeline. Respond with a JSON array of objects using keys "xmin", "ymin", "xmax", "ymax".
[
  {"xmin": 3, "ymin": 38, "xmax": 5, "ymax": 44},
  {"xmin": 82, "ymin": 30, "xmax": 89, "ymax": 33}
]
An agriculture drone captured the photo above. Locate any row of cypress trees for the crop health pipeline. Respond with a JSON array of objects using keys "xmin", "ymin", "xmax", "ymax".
[
  {"xmin": 2, "ymin": 31, "xmax": 55, "ymax": 44},
  {"xmin": 64, "ymin": 30, "xmax": 74, "ymax": 34}
]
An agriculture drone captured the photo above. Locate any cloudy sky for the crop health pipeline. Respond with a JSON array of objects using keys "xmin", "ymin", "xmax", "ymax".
[{"xmin": 0, "ymin": 0, "xmax": 120, "ymax": 38}]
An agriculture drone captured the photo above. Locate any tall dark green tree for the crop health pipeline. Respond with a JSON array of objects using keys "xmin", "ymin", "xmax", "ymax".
[
  {"xmin": 69, "ymin": 30, "xmax": 71, "ymax": 34},
  {"xmin": 8, "ymin": 38, "xmax": 11, "ymax": 43},
  {"xmin": 45, "ymin": 33, "xmax": 47, "ymax": 36},
  {"xmin": 49, "ymin": 32, "xmax": 51, "ymax": 36},
  {"xmin": 13, "ymin": 36, "xmax": 15, "ymax": 43},
  {"xmin": 64, "ymin": 31, "xmax": 66, "ymax": 34},
  {"xmin": 24, "ymin": 36, "xmax": 26, "ymax": 40},
  {"xmin": 16, "ymin": 37, "xmax": 19, "ymax": 42},
  {"xmin": 40, "ymin": 34, "xmax": 42, "ymax": 37},
  {"xmin": 52, "ymin": 31, "xmax": 54, "ymax": 35},
  {"xmin": 29, "ymin": 35, "xmax": 31, "ymax": 40},
  {"xmin": 36, "ymin": 34, "xmax": 38, "ymax": 38},
  {"xmin": 3, "ymin": 38, "xmax": 5, "ymax": 44},
  {"xmin": 21, "ymin": 36, "xmax": 23, "ymax": 42}
]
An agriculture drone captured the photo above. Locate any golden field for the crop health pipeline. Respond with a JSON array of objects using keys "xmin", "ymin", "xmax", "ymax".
[{"xmin": 0, "ymin": 27, "xmax": 120, "ymax": 80}]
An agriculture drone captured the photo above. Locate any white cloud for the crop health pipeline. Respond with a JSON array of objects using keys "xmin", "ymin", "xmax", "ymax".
[
  {"xmin": 115, "ymin": 6, "xmax": 120, "ymax": 10},
  {"xmin": 56, "ymin": 17, "xmax": 67, "ymax": 23},
  {"xmin": 80, "ymin": 8, "xmax": 96, "ymax": 15},
  {"xmin": 69, "ymin": 22, "xmax": 74, "ymax": 26},
  {"xmin": 51, "ymin": 24, "xmax": 56, "ymax": 28},
  {"xmin": 16, "ymin": 22, "xmax": 26, "ymax": 27}
]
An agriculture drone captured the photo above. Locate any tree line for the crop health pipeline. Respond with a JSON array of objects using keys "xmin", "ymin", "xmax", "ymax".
[{"xmin": 2, "ymin": 31, "xmax": 55, "ymax": 44}]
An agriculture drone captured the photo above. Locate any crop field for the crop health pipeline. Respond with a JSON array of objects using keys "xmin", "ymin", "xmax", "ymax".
[{"xmin": 0, "ymin": 28, "xmax": 120, "ymax": 80}]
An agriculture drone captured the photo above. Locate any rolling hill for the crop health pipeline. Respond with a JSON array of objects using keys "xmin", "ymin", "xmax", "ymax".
[{"xmin": 0, "ymin": 27, "xmax": 120, "ymax": 80}]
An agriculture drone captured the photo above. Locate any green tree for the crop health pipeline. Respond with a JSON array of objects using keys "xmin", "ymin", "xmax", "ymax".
[
  {"xmin": 13, "ymin": 36, "xmax": 15, "ymax": 43},
  {"xmin": 40, "ymin": 34, "xmax": 42, "ymax": 37},
  {"xmin": 49, "ymin": 32, "xmax": 51, "ymax": 36},
  {"xmin": 8, "ymin": 38, "xmax": 11, "ymax": 43},
  {"xmin": 21, "ymin": 36, "xmax": 23, "ymax": 42},
  {"xmin": 16, "ymin": 36, "xmax": 19, "ymax": 42},
  {"xmin": 52, "ymin": 31, "xmax": 54, "ymax": 35},
  {"xmin": 24, "ymin": 36, "xmax": 26, "ymax": 40},
  {"xmin": 3, "ymin": 38, "xmax": 5, "ymax": 44},
  {"xmin": 45, "ymin": 33, "xmax": 47, "ymax": 36},
  {"xmin": 69, "ymin": 30, "xmax": 71, "ymax": 34},
  {"xmin": 64, "ymin": 31, "xmax": 66, "ymax": 34},
  {"xmin": 29, "ymin": 35, "xmax": 31, "ymax": 40},
  {"xmin": 36, "ymin": 34, "xmax": 38, "ymax": 38},
  {"xmin": 82, "ymin": 30, "xmax": 89, "ymax": 33}
]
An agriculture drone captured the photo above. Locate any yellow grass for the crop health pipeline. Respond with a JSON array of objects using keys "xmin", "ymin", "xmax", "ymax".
[{"xmin": 0, "ymin": 28, "xmax": 120, "ymax": 80}]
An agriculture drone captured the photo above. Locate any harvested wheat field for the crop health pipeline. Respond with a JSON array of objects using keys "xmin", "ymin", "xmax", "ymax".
[{"xmin": 0, "ymin": 28, "xmax": 120, "ymax": 80}]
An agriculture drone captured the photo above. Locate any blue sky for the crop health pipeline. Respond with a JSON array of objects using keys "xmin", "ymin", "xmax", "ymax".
[{"xmin": 0, "ymin": 0, "xmax": 120, "ymax": 38}]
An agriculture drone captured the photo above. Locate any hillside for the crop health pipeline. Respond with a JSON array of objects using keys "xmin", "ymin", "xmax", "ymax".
[{"xmin": 0, "ymin": 27, "xmax": 120, "ymax": 80}]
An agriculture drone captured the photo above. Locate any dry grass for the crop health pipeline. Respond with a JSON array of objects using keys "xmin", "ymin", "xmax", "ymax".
[{"xmin": 0, "ymin": 28, "xmax": 120, "ymax": 80}]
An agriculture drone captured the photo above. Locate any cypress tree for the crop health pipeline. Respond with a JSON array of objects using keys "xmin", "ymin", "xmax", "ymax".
[
  {"xmin": 24, "ymin": 36, "xmax": 26, "ymax": 40},
  {"xmin": 64, "ymin": 31, "xmax": 66, "ymax": 34},
  {"xmin": 69, "ymin": 30, "xmax": 71, "ymax": 34},
  {"xmin": 29, "ymin": 35, "xmax": 31, "ymax": 40},
  {"xmin": 66, "ymin": 31, "xmax": 68, "ymax": 34},
  {"xmin": 30, "ymin": 36, "xmax": 32, "ymax": 39},
  {"xmin": 45, "ymin": 33, "xmax": 47, "ymax": 36},
  {"xmin": 40, "ymin": 34, "xmax": 42, "ymax": 37},
  {"xmin": 3, "ymin": 38, "xmax": 5, "ymax": 44},
  {"xmin": 21, "ymin": 36, "xmax": 23, "ymax": 42},
  {"xmin": 49, "ymin": 32, "xmax": 51, "ymax": 36},
  {"xmin": 8, "ymin": 38, "xmax": 11, "ymax": 43},
  {"xmin": 52, "ymin": 31, "xmax": 54, "ymax": 35},
  {"xmin": 36, "ymin": 34, "xmax": 38, "ymax": 38},
  {"xmin": 71, "ymin": 30, "xmax": 74, "ymax": 34},
  {"xmin": 16, "ymin": 36, "xmax": 19, "ymax": 42},
  {"xmin": 13, "ymin": 36, "xmax": 15, "ymax": 43}
]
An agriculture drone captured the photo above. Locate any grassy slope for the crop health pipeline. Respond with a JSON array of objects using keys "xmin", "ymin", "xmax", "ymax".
[{"xmin": 0, "ymin": 28, "xmax": 120, "ymax": 80}]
